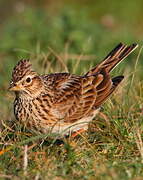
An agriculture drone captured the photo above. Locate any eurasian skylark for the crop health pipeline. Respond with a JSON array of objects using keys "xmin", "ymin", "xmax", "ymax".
[{"xmin": 9, "ymin": 43, "xmax": 138, "ymax": 136}]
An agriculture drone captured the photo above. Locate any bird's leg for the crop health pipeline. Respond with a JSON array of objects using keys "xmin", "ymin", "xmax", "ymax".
[{"xmin": 71, "ymin": 128, "xmax": 86, "ymax": 138}]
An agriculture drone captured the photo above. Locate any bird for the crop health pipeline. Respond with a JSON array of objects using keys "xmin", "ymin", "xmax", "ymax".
[{"xmin": 9, "ymin": 43, "xmax": 138, "ymax": 137}]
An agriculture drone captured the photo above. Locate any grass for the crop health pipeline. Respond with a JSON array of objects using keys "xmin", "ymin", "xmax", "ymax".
[
  {"xmin": 0, "ymin": 47, "xmax": 143, "ymax": 180},
  {"xmin": 0, "ymin": 5, "xmax": 143, "ymax": 180}
]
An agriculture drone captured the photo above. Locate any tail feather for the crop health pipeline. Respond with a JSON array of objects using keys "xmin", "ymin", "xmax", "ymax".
[
  {"xmin": 94, "ymin": 75, "xmax": 124, "ymax": 108},
  {"xmin": 112, "ymin": 75, "xmax": 124, "ymax": 86},
  {"xmin": 86, "ymin": 43, "xmax": 138, "ymax": 76}
]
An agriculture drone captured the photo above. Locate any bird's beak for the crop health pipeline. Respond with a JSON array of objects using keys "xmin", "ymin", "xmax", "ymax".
[{"xmin": 8, "ymin": 83, "xmax": 21, "ymax": 91}]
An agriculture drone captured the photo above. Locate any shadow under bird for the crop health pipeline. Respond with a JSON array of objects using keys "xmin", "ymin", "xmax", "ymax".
[{"xmin": 9, "ymin": 43, "xmax": 138, "ymax": 137}]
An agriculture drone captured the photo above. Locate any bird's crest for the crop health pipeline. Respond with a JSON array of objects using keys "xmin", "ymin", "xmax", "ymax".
[{"xmin": 12, "ymin": 59, "xmax": 33, "ymax": 82}]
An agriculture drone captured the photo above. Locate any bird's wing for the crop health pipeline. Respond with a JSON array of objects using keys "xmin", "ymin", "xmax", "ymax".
[
  {"xmin": 43, "ymin": 71, "xmax": 123, "ymax": 123},
  {"xmin": 42, "ymin": 73, "xmax": 104, "ymax": 123}
]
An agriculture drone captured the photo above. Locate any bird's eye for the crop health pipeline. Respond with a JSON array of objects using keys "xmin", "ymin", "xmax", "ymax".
[{"xmin": 26, "ymin": 77, "xmax": 31, "ymax": 83}]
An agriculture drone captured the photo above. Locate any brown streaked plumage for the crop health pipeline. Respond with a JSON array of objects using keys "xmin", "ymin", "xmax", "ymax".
[{"xmin": 9, "ymin": 43, "xmax": 138, "ymax": 136}]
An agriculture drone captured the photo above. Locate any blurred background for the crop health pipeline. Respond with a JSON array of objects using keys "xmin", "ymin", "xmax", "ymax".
[{"xmin": 0, "ymin": 0, "xmax": 142, "ymax": 120}]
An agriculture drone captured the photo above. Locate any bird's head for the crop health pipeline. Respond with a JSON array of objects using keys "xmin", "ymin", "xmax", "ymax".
[{"xmin": 9, "ymin": 59, "xmax": 43, "ymax": 98}]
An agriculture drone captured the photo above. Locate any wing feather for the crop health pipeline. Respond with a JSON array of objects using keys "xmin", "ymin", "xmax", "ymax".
[{"xmin": 47, "ymin": 73, "xmax": 103, "ymax": 122}]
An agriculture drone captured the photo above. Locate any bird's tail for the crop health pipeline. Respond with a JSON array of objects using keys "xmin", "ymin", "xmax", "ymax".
[{"xmin": 85, "ymin": 43, "xmax": 138, "ymax": 76}]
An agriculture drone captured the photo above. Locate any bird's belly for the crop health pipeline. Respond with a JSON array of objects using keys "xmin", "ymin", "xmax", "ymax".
[
  {"xmin": 40, "ymin": 108, "xmax": 100, "ymax": 135},
  {"xmin": 14, "ymin": 98, "xmax": 100, "ymax": 135}
]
